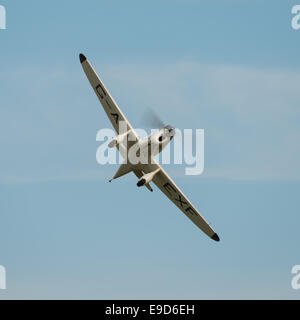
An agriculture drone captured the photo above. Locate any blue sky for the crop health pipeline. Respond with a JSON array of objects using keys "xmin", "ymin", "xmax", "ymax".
[{"xmin": 1, "ymin": 0, "xmax": 300, "ymax": 299}]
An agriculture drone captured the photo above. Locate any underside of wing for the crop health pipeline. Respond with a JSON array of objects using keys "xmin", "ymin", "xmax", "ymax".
[
  {"xmin": 140, "ymin": 161, "xmax": 220, "ymax": 241},
  {"xmin": 79, "ymin": 54, "xmax": 139, "ymax": 147}
]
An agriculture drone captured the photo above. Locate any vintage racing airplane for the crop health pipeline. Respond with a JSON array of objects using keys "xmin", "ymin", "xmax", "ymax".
[{"xmin": 79, "ymin": 54, "xmax": 220, "ymax": 242}]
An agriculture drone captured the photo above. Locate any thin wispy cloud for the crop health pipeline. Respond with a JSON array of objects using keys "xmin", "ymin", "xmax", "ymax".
[{"xmin": 1, "ymin": 61, "xmax": 300, "ymax": 183}]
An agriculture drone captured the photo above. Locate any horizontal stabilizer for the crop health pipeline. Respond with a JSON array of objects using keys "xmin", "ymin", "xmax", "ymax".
[{"xmin": 109, "ymin": 162, "xmax": 132, "ymax": 182}]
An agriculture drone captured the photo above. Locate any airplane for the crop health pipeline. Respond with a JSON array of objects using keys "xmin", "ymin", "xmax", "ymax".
[{"xmin": 79, "ymin": 53, "xmax": 220, "ymax": 242}]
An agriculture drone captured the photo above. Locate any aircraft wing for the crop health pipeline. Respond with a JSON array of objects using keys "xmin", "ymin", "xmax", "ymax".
[
  {"xmin": 140, "ymin": 161, "xmax": 220, "ymax": 241},
  {"xmin": 79, "ymin": 54, "xmax": 139, "ymax": 146}
]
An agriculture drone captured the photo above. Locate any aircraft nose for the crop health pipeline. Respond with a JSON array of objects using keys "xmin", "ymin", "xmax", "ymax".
[
  {"xmin": 168, "ymin": 128, "xmax": 176, "ymax": 140},
  {"xmin": 169, "ymin": 127, "xmax": 175, "ymax": 135},
  {"xmin": 164, "ymin": 125, "xmax": 176, "ymax": 138}
]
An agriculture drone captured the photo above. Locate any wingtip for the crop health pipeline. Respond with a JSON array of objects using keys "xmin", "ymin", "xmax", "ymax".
[
  {"xmin": 211, "ymin": 233, "xmax": 220, "ymax": 242},
  {"xmin": 79, "ymin": 53, "xmax": 87, "ymax": 63}
]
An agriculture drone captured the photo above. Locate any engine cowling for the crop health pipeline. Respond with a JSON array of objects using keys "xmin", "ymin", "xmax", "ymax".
[{"xmin": 137, "ymin": 169, "xmax": 160, "ymax": 187}]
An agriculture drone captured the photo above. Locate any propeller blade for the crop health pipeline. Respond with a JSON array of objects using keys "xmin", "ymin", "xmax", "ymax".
[{"xmin": 142, "ymin": 108, "xmax": 165, "ymax": 129}]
